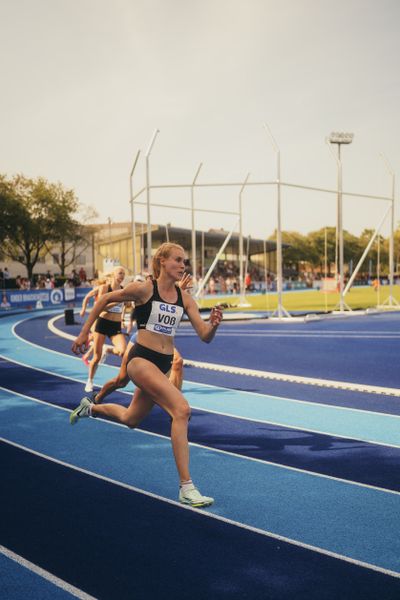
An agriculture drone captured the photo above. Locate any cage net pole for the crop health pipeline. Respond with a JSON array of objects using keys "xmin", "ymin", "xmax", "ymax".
[
  {"xmin": 129, "ymin": 149, "xmax": 141, "ymax": 275},
  {"xmin": 195, "ymin": 220, "xmax": 239, "ymax": 300},
  {"xmin": 380, "ymin": 153, "xmax": 399, "ymax": 307},
  {"xmin": 191, "ymin": 163, "xmax": 203, "ymax": 283},
  {"xmin": 239, "ymin": 173, "xmax": 251, "ymax": 306},
  {"xmin": 264, "ymin": 239, "xmax": 271, "ymax": 311},
  {"xmin": 264, "ymin": 123, "xmax": 291, "ymax": 319},
  {"xmin": 130, "ymin": 128, "xmax": 395, "ymax": 317},
  {"xmin": 145, "ymin": 129, "xmax": 159, "ymax": 272},
  {"xmin": 343, "ymin": 204, "xmax": 391, "ymax": 296}
]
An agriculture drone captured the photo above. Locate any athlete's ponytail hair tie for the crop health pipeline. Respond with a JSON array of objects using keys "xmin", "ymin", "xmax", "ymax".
[{"xmin": 152, "ymin": 243, "xmax": 184, "ymax": 278}]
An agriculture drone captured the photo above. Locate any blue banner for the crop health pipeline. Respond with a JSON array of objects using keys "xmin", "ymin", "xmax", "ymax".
[{"xmin": 1, "ymin": 287, "xmax": 91, "ymax": 310}]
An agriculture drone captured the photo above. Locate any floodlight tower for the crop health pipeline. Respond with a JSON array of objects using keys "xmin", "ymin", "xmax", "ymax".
[{"xmin": 327, "ymin": 131, "xmax": 354, "ymax": 312}]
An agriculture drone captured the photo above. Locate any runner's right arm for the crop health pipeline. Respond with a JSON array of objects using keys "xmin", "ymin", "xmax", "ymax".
[{"xmin": 72, "ymin": 281, "xmax": 150, "ymax": 354}]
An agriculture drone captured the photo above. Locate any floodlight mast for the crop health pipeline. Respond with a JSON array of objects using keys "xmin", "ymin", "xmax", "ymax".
[{"xmin": 327, "ymin": 131, "xmax": 354, "ymax": 312}]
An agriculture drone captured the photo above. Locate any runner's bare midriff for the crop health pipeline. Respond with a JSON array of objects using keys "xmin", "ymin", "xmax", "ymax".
[
  {"xmin": 99, "ymin": 309, "xmax": 122, "ymax": 322},
  {"xmin": 136, "ymin": 329, "xmax": 175, "ymax": 354}
]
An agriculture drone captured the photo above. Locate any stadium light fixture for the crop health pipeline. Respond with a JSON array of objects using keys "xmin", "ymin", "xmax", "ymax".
[{"xmin": 329, "ymin": 132, "xmax": 354, "ymax": 145}]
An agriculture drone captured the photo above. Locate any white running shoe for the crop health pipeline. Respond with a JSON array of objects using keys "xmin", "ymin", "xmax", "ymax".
[
  {"xmin": 70, "ymin": 397, "xmax": 92, "ymax": 425},
  {"xmin": 179, "ymin": 484, "xmax": 214, "ymax": 508},
  {"xmin": 85, "ymin": 380, "xmax": 94, "ymax": 393}
]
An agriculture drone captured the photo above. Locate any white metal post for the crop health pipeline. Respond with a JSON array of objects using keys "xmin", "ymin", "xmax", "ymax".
[
  {"xmin": 244, "ymin": 235, "xmax": 251, "ymax": 292},
  {"xmin": 200, "ymin": 230, "xmax": 205, "ymax": 298},
  {"xmin": 263, "ymin": 238, "xmax": 268, "ymax": 289},
  {"xmin": 380, "ymin": 153, "xmax": 399, "ymax": 307},
  {"xmin": 129, "ymin": 150, "xmax": 141, "ymax": 275},
  {"xmin": 239, "ymin": 173, "xmax": 250, "ymax": 303},
  {"xmin": 264, "ymin": 123, "xmax": 290, "ymax": 319},
  {"xmin": 140, "ymin": 223, "xmax": 145, "ymax": 273},
  {"xmin": 191, "ymin": 163, "xmax": 203, "ymax": 281},
  {"xmin": 145, "ymin": 129, "xmax": 159, "ymax": 271},
  {"xmin": 324, "ymin": 228, "xmax": 328, "ymax": 312},
  {"xmin": 195, "ymin": 220, "xmax": 239, "ymax": 298},
  {"xmin": 201, "ymin": 231, "xmax": 205, "ymax": 279},
  {"xmin": 343, "ymin": 205, "xmax": 391, "ymax": 296},
  {"xmin": 377, "ymin": 235, "xmax": 381, "ymax": 306}
]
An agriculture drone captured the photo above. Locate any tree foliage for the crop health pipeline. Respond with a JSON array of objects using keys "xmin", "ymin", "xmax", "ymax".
[
  {"xmin": 0, "ymin": 175, "xmax": 58, "ymax": 278},
  {"xmin": 266, "ymin": 223, "xmax": 397, "ymax": 276},
  {"xmin": 44, "ymin": 184, "xmax": 98, "ymax": 276},
  {"xmin": 0, "ymin": 174, "xmax": 97, "ymax": 278}
]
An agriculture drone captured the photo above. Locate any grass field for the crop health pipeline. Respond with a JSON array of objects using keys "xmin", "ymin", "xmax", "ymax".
[{"xmin": 197, "ymin": 285, "xmax": 400, "ymax": 313}]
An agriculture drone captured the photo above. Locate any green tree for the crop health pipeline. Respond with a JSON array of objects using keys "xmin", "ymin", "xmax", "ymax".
[
  {"xmin": 303, "ymin": 227, "xmax": 336, "ymax": 275},
  {"xmin": 394, "ymin": 226, "xmax": 400, "ymax": 274},
  {"xmin": 0, "ymin": 174, "xmax": 96, "ymax": 279},
  {"xmin": 281, "ymin": 231, "xmax": 315, "ymax": 273},
  {"xmin": 44, "ymin": 184, "xmax": 98, "ymax": 276},
  {"xmin": 307, "ymin": 227, "xmax": 363, "ymax": 276},
  {"xmin": 359, "ymin": 229, "xmax": 389, "ymax": 276},
  {"xmin": 0, "ymin": 174, "xmax": 57, "ymax": 279},
  {"xmin": 342, "ymin": 230, "xmax": 364, "ymax": 275}
]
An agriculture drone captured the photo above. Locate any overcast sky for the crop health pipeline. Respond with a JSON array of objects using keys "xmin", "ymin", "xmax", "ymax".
[{"xmin": 1, "ymin": 0, "xmax": 399, "ymax": 240}]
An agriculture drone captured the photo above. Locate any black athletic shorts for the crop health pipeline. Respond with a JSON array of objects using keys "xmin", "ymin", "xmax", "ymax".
[
  {"xmin": 127, "ymin": 342, "xmax": 173, "ymax": 374},
  {"xmin": 94, "ymin": 316, "xmax": 122, "ymax": 338}
]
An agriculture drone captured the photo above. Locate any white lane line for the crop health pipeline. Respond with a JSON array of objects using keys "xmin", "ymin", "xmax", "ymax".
[
  {"xmin": 4, "ymin": 341, "xmax": 400, "ymax": 424},
  {"xmin": 3, "ymin": 347, "xmax": 400, "ymax": 451},
  {"xmin": 5, "ymin": 315, "xmax": 400, "ymax": 442},
  {"xmin": 1, "ymin": 386, "xmax": 399, "ymax": 496},
  {"xmin": 0, "ymin": 544, "xmax": 97, "ymax": 600},
  {"xmin": 183, "ymin": 359, "xmax": 400, "ymax": 397},
  {"xmin": 2, "ymin": 437, "xmax": 399, "ymax": 580},
  {"xmin": 46, "ymin": 314, "xmax": 400, "ymax": 397},
  {"xmin": 177, "ymin": 332, "xmax": 400, "ymax": 339}
]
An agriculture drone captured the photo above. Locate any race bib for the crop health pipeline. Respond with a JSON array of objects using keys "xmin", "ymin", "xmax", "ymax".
[{"xmin": 145, "ymin": 301, "xmax": 184, "ymax": 336}]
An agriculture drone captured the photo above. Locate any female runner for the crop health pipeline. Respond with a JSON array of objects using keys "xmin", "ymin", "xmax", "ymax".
[
  {"xmin": 89, "ymin": 273, "xmax": 192, "ymax": 404},
  {"xmin": 84, "ymin": 266, "xmax": 128, "ymax": 393},
  {"xmin": 79, "ymin": 276, "xmax": 110, "ymax": 367},
  {"xmin": 71, "ymin": 243, "xmax": 223, "ymax": 507}
]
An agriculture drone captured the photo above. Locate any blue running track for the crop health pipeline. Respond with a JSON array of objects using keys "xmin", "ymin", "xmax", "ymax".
[{"xmin": 1, "ymin": 309, "xmax": 400, "ymax": 599}]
